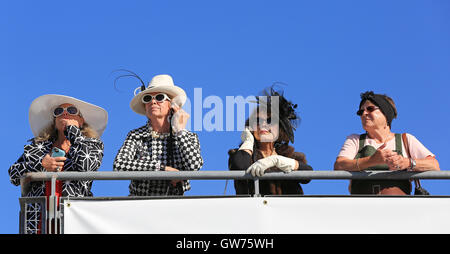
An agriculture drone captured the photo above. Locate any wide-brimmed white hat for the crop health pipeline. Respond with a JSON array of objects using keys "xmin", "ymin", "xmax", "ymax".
[
  {"xmin": 130, "ymin": 74, "xmax": 187, "ymax": 116},
  {"xmin": 29, "ymin": 94, "xmax": 108, "ymax": 137}
]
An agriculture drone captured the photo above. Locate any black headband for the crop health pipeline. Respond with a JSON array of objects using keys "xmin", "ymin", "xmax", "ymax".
[{"xmin": 358, "ymin": 91, "xmax": 396, "ymax": 127}]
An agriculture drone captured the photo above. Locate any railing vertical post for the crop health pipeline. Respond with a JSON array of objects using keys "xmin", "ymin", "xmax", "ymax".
[
  {"xmin": 42, "ymin": 198, "xmax": 47, "ymax": 234},
  {"xmin": 48, "ymin": 175, "xmax": 58, "ymax": 234},
  {"xmin": 253, "ymin": 178, "xmax": 261, "ymax": 197},
  {"xmin": 19, "ymin": 201, "xmax": 25, "ymax": 234}
]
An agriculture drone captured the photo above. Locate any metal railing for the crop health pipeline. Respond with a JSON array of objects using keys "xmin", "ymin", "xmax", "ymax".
[
  {"xmin": 19, "ymin": 170, "xmax": 450, "ymax": 234},
  {"xmin": 20, "ymin": 170, "xmax": 450, "ymax": 196}
]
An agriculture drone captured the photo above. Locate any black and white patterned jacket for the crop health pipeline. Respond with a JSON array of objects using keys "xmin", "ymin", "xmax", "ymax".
[
  {"xmin": 8, "ymin": 125, "xmax": 104, "ymax": 234},
  {"xmin": 113, "ymin": 121, "xmax": 203, "ymax": 196},
  {"xmin": 9, "ymin": 125, "xmax": 104, "ymax": 197}
]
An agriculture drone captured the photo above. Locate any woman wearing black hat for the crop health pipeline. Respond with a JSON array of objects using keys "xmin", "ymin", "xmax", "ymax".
[
  {"xmin": 334, "ymin": 91, "xmax": 440, "ymax": 195},
  {"xmin": 228, "ymin": 87, "xmax": 313, "ymax": 195}
]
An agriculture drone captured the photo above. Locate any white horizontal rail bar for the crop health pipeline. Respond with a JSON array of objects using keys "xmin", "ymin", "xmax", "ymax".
[{"xmin": 21, "ymin": 170, "xmax": 450, "ymax": 182}]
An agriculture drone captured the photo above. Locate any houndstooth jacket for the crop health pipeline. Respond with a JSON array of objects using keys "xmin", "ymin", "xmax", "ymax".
[
  {"xmin": 113, "ymin": 121, "xmax": 203, "ymax": 196},
  {"xmin": 8, "ymin": 125, "xmax": 104, "ymax": 234}
]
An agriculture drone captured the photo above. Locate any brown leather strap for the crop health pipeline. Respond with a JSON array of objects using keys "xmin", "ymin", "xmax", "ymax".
[
  {"xmin": 402, "ymin": 133, "xmax": 421, "ymax": 187},
  {"xmin": 401, "ymin": 133, "xmax": 411, "ymax": 158}
]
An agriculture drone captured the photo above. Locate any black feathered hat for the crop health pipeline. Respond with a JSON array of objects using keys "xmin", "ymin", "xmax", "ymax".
[{"xmin": 251, "ymin": 86, "xmax": 300, "ymax": 144}]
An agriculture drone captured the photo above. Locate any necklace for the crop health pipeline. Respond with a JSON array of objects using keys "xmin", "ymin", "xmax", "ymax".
[{"xmin": 149, "ymin": 126, "xmax": 170, "ymax": 139}]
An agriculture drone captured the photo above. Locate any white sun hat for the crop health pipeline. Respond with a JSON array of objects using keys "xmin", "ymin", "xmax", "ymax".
[
  {"xmin": 130, "ymin": 74, "xmax": 187, "ymax": 116},
  {"xmin": 28, "ymin": 94, "xmax": 108, "ymax": 137}
]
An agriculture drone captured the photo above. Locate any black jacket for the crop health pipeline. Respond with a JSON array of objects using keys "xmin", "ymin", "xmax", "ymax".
[{"xmin": 228, "ymin": 149, "xmax": 313, "ymax": 195}]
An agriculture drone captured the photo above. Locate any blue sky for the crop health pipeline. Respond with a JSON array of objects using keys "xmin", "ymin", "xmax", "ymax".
[{"xmin": 1, "ymin": 0, "xmax": 449, "ymax": 233}]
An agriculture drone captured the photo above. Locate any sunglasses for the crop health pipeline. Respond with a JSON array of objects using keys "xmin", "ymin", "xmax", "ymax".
[
  {"xmin": 357, "ymin": 106, "xmax": 379, "ymax": 116},
  {"xmin": 141, "ymin": 93, "xmax": 171, "ymax": 104},
  {"xmin": 253, "ymin": 117, "xmax": 277, "ymax": 126},
  {"xmin": 258, "ymin": 117, "xmax": 272, "ymax": 125},
  {"xmin": 53, "ymin": 106, "xmax": 80, "ymax": 117}
]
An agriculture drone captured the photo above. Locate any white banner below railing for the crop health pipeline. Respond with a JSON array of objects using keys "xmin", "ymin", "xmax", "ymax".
[{"xmin": 63, "ymin": 196, "xmax": 450, "ymax": 234}]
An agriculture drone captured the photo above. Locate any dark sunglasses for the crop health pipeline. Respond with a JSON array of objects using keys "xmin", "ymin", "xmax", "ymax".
[
  {"xmin": 257, "ymin": 117, "xmax": 273, "ymax": 125},
  {"xmin": 357, "ymin": 106, "xmax": 379, "ymax": 116},
  {"xmin": 53, "ymin": 106, "xmax": 80, "ymax": 117},
  {"xmin": 141, "ymin": 93, "xmax": 171, "ymax": 104}
]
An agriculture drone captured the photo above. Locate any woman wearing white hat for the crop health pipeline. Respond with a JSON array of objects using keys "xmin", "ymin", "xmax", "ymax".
[
  {"xmin": 8, "ymin": 94, "xmax": 108, "ymax": 234},
  {"xmin": 113, "ymin": 73, "xmax": 203, "ymax": 196}
]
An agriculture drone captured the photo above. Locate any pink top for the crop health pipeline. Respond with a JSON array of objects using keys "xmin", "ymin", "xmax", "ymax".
[{"xmin": 337, "ymin": 133, "xmax": 435, "ymax": 160}]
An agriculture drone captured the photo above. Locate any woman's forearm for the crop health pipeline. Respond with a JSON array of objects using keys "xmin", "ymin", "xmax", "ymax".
[
  {"xmin": 334, "ymin": 156, "xmax": 378, "ymax": 171},
  {"xmin": 412, "ymin": 157, "xmax": 440, "ymax": 172}
]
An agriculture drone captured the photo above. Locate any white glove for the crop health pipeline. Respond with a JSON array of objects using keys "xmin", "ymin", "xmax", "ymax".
[
  {"xmin": 238, "ymin": 127, "xmax": 254, "ymax": 152},
  {"xmin": 246, "ymin": 155, "xmax": 296, "ymax": 177},
  {"xmin": 170, "ymin": 108, "xmax": 189, "ymax": 133},
  {"xmin": 170, "ymin": 96, "xmax": 189, "ymax": 133}
]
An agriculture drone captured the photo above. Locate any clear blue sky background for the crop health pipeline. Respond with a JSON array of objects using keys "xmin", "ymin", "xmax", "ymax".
[{"xmin": 1, "ymin": 1, "xmax": 449, "ymax": 233}]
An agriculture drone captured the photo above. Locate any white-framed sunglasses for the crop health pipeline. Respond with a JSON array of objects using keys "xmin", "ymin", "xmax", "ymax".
[
  {"xmin": 53, "ymin": 106, "xmax": 81, "ymax": 117},
  {"xmin": 141, "ymin": 93, "xmax": 171, "ymax": 104}
]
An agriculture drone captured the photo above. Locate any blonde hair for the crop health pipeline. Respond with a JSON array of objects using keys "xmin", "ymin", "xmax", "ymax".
[{"xmin": 35, "ymin": 122, "xmax": 99, "ymax": 142}]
